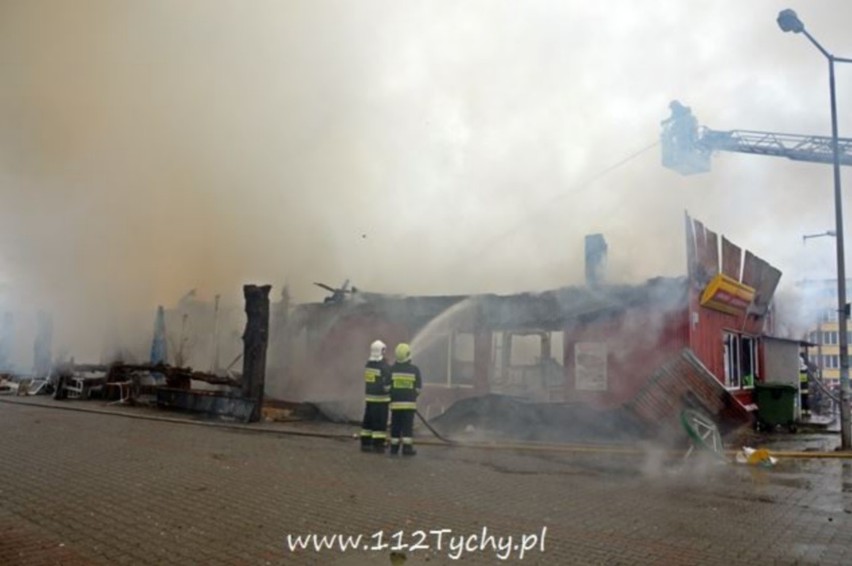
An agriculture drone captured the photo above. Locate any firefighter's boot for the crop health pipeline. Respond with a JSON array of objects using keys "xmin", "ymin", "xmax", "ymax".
[
  {"xmin": 372, "ymin": 436, "xmax": 386, "ymax": 454},
  {"xmin": 402, "ymin": 444, "xmax": 417, "ymax": 457},
  {"xmin": 360, "ymin": 432, "xmax": 372, "ymax": 452},
  {"xmin": 389, "ymin": 440, "xmax": 400, "ymax": 456}
]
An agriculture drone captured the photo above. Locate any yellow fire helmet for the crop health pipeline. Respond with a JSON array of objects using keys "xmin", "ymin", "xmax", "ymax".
[{"xmin": 395, "ymin": 343, "xmax": 412, "ymax": 363}]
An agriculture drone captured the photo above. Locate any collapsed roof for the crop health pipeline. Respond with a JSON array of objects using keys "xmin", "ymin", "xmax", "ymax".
[{"xmin": 289, "ymin": 276, "xmax": 689, "ymax": 333}]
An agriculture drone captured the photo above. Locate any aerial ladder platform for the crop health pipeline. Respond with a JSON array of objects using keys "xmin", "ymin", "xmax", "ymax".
[{"xmin": 661, "ymin": 100, "xmax": 852, "ymax": 175}]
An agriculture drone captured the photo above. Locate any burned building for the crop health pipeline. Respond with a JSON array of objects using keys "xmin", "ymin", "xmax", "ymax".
[{"xmin": 270, "ymin": 214, "xmax": 781, "ymax": 436}]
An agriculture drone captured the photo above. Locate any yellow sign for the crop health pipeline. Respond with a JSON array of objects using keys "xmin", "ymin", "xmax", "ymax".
[{"xmin": 700, "ymin": 273, "xmax": 755, "ymax": 315}]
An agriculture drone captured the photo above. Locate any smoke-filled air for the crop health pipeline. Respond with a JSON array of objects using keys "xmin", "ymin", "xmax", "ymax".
[{"xmin": 1, "ymin": 0, "xmax": 851, "ymax": 366}]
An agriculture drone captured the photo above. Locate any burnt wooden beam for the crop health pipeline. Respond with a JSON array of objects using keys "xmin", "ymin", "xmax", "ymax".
[{"xmin": 241, "ymin": 284, "xmax": 271, "ymax": 422}]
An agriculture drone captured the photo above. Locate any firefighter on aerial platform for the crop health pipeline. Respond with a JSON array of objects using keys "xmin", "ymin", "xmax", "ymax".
[
  {"xmin": 360, "ymin": 340, "xmax": 391, "ymax": 453},
  {"xmin": 389, "ymin": 343, "xmax": 422, "ymax": 456},
  {"xmin": 662, "ymin": 100, "xmax": 699, "ymax": 148}
]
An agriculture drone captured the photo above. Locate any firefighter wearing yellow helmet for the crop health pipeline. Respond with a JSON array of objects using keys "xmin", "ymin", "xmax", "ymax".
[{"xmin": 389, "ymin": 342, "xmax": 422, "ymax": 456}]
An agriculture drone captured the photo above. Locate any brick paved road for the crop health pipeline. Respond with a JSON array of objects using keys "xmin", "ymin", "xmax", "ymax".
[{"xmin": 1, "ymin": 402, "xmax": 851, "ymax": 565}]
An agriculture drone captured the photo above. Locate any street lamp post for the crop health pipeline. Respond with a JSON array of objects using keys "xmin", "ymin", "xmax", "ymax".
[{"xmin": 779, "ymin": 9, "xmax": 852, "ymax": 449}]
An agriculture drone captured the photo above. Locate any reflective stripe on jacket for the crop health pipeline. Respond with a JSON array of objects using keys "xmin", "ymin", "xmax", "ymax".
[
  {"xmin": 364, "ymin": 360, "xmax": 391, "ymax": 403},
  {"xmin": 389, "ymin": 361, "xmax": 422, "ymax": 410}
]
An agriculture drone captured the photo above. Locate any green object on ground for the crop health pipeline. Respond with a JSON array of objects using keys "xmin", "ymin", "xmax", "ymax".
[
  {"xmin": 680, "ymin": 408, "xmax": 725, "ymax": 461},
  {"xmin": 754, "ymin": 383, "xmax": 797, "ymax": 429}
]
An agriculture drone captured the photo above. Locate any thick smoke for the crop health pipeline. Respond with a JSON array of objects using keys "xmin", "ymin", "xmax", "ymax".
[{"xmin": 1, "ymin": 1, "xmax": 851, "ymax": 365}]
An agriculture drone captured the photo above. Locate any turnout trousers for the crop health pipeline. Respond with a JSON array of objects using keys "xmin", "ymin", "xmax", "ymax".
[
  {"xmin": 360, "ymin": 402, "xmax": 389, "ymax": 451},
  {"xmin": 800, "ymin": 386, "xmax": 810, "ymax": 418},
  {"xmin": 390, "ymin": 408, "xmax": 416, "ymax": 455}
]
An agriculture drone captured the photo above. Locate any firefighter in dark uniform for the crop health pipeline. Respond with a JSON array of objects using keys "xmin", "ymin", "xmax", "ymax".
[
  {"xmin": 389, "ymin": 343, "xmax": 422, "ymax": 456},
  {"xmin": 360, "ymin": 340, "xmax": 391, "ymax": 453},
  {"xmin": 799, "ymin": 354, "xmax": 811, "ymax": 419}
]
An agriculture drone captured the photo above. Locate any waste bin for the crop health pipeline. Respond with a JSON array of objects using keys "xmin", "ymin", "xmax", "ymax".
[{"xmin": 754, "ymin": 383, "xmax": 797, "ymax": 432}]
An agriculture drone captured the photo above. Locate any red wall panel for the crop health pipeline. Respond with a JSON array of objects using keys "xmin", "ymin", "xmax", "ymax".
[
  {"xmin": 562, "ymin": 305, "xmax": 689, "ymax": 409},
  {"xmin": 688, "ymin": 285, "xmax": 764, "ymax": 385}
]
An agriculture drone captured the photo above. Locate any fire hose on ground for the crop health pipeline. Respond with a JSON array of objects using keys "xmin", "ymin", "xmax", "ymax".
[{"xmin": 415, "ymin": 409, "xmax": 456, "ymax": 445}]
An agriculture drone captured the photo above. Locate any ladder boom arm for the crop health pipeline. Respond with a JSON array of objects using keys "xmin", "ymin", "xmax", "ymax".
[
  {"xmin": 661, "ymin": 100, "xmax": 852, "ymax": 175},
  {"xmin": 699, "ymin": 128, "xmax": 852, "ymax": 166}
]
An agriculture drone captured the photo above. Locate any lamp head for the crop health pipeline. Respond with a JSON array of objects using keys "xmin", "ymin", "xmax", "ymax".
[{"xmin": 777, "ymin": 9, "xmax": 804, "ymax": 33}]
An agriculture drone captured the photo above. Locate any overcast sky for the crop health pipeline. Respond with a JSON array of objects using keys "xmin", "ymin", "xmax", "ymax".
[{"xmin": 1, "ymin": 1, "xmax": 851, "ymax": 358}]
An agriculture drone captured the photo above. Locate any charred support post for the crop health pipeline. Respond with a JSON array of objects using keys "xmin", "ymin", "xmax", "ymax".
[
  {"xmin": 473, "ymin": 330, "xmax": 492, "ymax": 395},
  {"xmin": 472, "ymin": 302, "xmax": 491, "ymax": 395},
  {"xmin": 241, "ymin": 284, "xmax": 271, "ymax": 423}
]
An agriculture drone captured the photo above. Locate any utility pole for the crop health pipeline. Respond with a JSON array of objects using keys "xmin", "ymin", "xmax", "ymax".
[{"xmin": 779, "ymin": 8, "xmax": 852, "ymax": 448}]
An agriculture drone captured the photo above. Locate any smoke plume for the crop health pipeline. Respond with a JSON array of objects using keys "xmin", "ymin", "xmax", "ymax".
[{"xmin": 1, "ymin": 1, "xmax": 851, "ymax": 364}]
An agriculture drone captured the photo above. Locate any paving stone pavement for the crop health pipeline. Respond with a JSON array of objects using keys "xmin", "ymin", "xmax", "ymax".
[{"xmin": 1, "ymin": 401, "xmax": 851, "ymax": 565}]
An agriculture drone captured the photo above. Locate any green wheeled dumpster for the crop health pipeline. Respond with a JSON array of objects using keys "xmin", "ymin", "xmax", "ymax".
[{"xmin": 754, "ymin": 383, "xmax": 797, "ymax": 432}]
